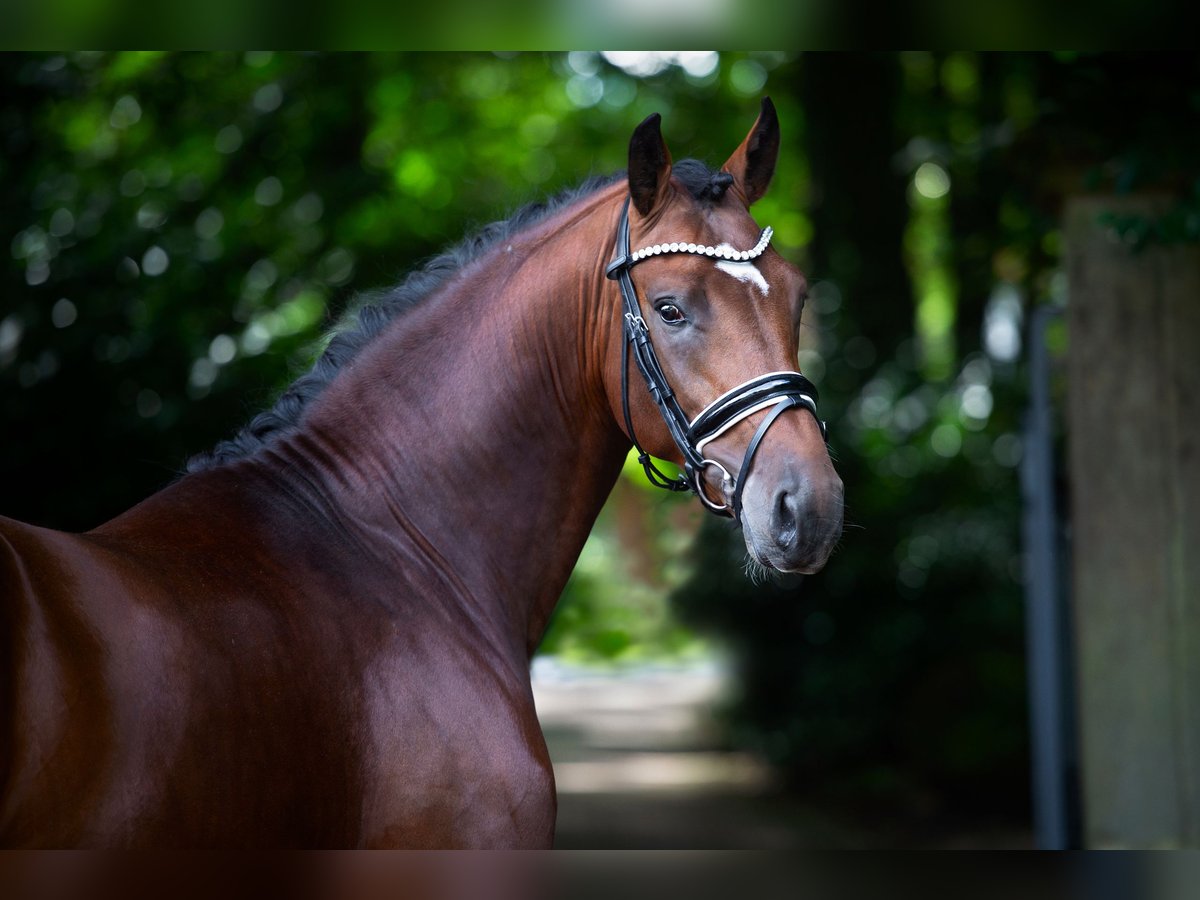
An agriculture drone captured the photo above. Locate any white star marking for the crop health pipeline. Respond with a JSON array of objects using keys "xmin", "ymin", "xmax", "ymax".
[{"xmin": 713, "ymin": 244, "xmax": 769, "ymax": 296}]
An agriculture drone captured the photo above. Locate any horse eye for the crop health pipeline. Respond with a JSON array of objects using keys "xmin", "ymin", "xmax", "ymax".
[{"xmin": 657, "ymin": 303, "xmax": 686, "ymax": 325}]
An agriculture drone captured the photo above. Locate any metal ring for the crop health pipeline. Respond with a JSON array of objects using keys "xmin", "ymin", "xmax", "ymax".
[{"xmin": 694, "ymin": 458, "xmax": 733, "ymax": 514}]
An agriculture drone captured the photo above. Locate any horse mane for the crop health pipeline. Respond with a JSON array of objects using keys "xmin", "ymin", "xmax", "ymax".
[{"xmin": 186, "ymin": 160, "xmax": 726, "ymax": 473}]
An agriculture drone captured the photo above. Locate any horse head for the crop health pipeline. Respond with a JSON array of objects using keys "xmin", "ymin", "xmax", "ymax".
[{"xmin": 604, "ymin": 99, "xmax": 844, "ymax": 574}]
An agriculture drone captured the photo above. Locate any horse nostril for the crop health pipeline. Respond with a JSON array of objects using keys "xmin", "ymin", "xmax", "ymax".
[{"xmin": 773, "ymin": 488, "xmax": 800, "ymax": 550}]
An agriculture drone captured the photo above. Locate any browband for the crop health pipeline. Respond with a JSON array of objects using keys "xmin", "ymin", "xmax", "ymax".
[{"xmin": 609, "ymin": 227, "xmax": 775, "ymax": 273}]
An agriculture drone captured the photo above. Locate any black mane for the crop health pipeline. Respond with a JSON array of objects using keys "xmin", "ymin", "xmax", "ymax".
[{"xmin": 186, "ymin": 160, "xmax": 725, "ymax": 473}]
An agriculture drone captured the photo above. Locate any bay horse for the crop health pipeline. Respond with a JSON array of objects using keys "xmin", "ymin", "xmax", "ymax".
[{"xmin": 0, "ymin": 99, "xmax": 843, "ymax": 848}]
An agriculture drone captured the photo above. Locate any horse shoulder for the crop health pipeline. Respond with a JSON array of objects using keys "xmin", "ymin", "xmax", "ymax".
[
  {"xmin": 0, "ymin": 509, "xmax": 357, "ymax": 846},
  {"xmin": 0, "ymin": 516, "xmax": 150, "ymax": 845},
  {"xmin": 356, "ymin": 622, "xmax": 556, "ymax": 849}
]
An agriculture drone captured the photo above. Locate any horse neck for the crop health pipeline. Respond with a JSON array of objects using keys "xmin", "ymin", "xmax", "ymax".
[{"xmin": 265, "ymin": 186, "xmax": 629, "ymax": 658}]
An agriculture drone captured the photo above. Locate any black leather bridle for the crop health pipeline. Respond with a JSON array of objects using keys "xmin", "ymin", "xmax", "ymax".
[{"xmin": 605, "ymin": 197, "xmax": 827, "ymax": 520}]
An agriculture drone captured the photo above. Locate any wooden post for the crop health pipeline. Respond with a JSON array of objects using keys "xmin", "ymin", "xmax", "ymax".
[{"xmin": 1066, "ymin": 195, "xmax": 1200, "ymax": 847}]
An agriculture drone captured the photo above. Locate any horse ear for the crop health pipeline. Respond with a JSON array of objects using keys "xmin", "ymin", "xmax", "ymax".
[
  {"xmin": 628, "ymin": 112, "xmax": 673, "ymax": 217},
  {"xmin": 721, "ymin": 97, "xmax": 780, "ymax": 206}
]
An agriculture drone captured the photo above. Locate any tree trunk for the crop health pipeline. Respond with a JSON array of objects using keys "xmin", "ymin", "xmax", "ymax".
[{"xmin": 1066, "ymin": 194, "xmax": 1200, "ymax": 847}]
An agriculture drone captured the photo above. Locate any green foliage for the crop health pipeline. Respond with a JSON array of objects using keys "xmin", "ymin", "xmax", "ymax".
[
  {"xmin": 537, "ymin": 476, "xmax": 704, "ymax": 662},
  {"xmin": 1098, "ymin": 183, "xmax": 1200, "ymax": 250},
  {"xmin": 0, "ymin": 51, "xmax": 799, "ymax": 532}
]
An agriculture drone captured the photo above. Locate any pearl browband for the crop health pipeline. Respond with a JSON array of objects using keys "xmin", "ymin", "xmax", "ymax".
[{"xmin": 627, "ymin": 227, "xmax": 774, "ymax": 265}]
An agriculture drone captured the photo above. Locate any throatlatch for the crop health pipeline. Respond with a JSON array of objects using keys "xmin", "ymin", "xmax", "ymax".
[{"xmin": 605, "ymin": 197, "xmax": 827, "ymax": 520}]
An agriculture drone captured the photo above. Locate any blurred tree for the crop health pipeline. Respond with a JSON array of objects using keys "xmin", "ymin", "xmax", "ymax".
[{"xmin": 673, "ymin": 51, "xmax": 1200, "ymax": 824}]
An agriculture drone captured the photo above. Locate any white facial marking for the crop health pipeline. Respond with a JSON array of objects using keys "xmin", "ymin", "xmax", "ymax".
[{"xmin": 714, "ymin": 243, "xmax": 769, "ymax": 296}]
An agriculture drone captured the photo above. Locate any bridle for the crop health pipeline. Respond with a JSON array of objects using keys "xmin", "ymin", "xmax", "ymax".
[{"xmin": 605, "ymin": 197, "xmax": 827, "ymax": 521}]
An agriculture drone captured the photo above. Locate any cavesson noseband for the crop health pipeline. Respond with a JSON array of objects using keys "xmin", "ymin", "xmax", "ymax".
[{"xmin": 606, "ymin": 197, "xmax": 827, "ymax": 520}]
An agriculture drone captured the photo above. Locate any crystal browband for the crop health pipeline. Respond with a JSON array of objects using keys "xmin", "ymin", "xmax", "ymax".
[{"xmin": 627, "ymin": 226, "xmax": 773, "ymax": 265}]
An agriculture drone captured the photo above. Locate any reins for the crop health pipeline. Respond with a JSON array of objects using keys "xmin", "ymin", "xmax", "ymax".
[{"xmin": 605, "ymin": 197, "xmax": 827, "ymax": 520}]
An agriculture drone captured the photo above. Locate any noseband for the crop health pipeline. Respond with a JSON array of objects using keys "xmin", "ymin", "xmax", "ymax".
[{"xmin": 606, "ymin": 198, "xmax": 827, "ymax": 520}]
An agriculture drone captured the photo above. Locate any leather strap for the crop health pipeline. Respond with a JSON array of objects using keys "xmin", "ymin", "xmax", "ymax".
[
  {"xmin": 731, "ymin": 396, "xmax": 800, "ymax": 520},
  {"xmin": 612, "ymin": 200, "xmax": 694, "ymax": 492},
  {"xmin": 688, "ymin": 371, "xmax": 822, "ymax": 451}
]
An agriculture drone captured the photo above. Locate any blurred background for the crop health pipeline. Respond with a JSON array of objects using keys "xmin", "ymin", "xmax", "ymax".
[{"xmin": 2, "ymin": 52, "xmax": 1197, "ymax": 849}]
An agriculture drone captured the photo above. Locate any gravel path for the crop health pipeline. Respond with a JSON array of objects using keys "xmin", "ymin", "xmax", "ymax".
[
  {"xmin": 532, "ymin": 655, "xmax": 1033, "ymax": 849},
  {"xmin": 531, "ymin": 656, "xmax": 858, "ymax": 849}
]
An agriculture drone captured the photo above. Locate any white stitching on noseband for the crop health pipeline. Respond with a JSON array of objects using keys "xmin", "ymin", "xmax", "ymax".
[{"xmin": 689, "ymin": 369, "xmax": 817, "ymax": 454}]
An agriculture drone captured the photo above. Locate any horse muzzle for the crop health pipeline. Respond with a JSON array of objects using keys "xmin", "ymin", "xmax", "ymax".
[{"xmin": 740, "ymin": 461, "xmax": 844, "ymax": 574}]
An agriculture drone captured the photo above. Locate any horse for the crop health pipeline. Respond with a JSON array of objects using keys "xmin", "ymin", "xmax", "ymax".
[{"xmin": 0, "ymin": 99, "xmax": 843, "ymax": 848}]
